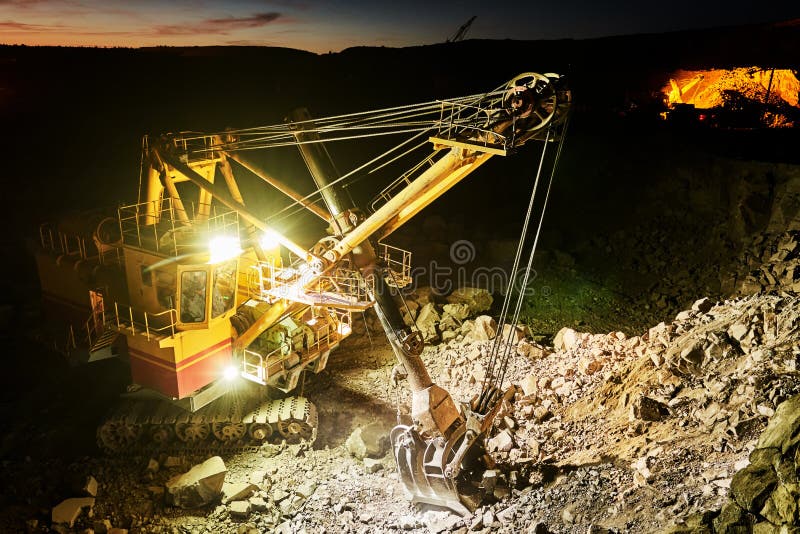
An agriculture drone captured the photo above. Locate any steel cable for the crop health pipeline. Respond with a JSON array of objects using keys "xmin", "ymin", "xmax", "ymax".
[
  {"xmin": 480, "ymin": 129, "xmax": 552, "ymax": 398},
  {"xmin": 494, "ymin": 115, "xmax": 570, "ymax": 392}
]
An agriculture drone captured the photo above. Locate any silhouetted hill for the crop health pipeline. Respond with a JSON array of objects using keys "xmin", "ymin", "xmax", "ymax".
[
  {"xmin": 2, "ymin": 18, "xmax": 798, "ymax": 124},
  {"xmin": 0, "ymin": 19, "xmax": 798, "ymax": 306}
]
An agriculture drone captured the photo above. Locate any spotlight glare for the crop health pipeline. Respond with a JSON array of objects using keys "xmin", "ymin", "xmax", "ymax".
[
  {"xmin": 259, "ymin": 230, "xmax": 280, "ymax": 250},
  {"xmin": 223, "ymin": 365, "xmax": 239, "ymax": 381},
  {"xmin": 337, "ymin": 323, "xmax": 352, "ymax": 336},
  {"xmin": 209, "ymin": 236, "xmax": 242, "ymax": 264}
]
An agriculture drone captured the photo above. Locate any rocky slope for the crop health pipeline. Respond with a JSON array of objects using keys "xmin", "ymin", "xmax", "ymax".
[
  {"xmin": 8, "ymin": 279, "xmax": 799, "ymax": 533},
  {"xmin": 5, "ymin": 171, "xmax": 800, "ymax": 534}
]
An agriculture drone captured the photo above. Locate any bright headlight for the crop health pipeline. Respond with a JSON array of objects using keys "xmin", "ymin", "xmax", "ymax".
[
  {"xmin": 259, "ymin": 230, "xmax": 280, "ymax": 250},
  {"xmin": 223, "ymin": 365, "xmax": 239, "ymax": 381},
  {"xmin": 209, "ymin": 236, "xmax": 242, "ymax": 264}
]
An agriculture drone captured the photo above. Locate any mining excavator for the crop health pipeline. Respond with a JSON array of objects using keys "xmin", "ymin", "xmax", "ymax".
[{"xmin": 33, "ymin": 72, "xmax": 570, "ymax": 514}]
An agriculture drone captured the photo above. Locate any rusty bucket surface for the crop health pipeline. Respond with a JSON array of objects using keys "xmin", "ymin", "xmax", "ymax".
[{"xmin": 390, "ymin": 423, "xmax": 486, "ymax": 516}]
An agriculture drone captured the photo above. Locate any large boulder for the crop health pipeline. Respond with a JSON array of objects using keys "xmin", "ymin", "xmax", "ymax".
[
  {"xmin": 759, "ymin": 484, "xmax": 797, "ymax": 525},
  {"xmin": 500, "ymin": 324, "xmax": 526, "ymax": 344},
  {"xmin": 52, "ymin": 498, "xmax": 95, "ymax": 527},
  {"xmin": 711, "ymin": 501, "xmax": 751, "ymax": 533},
  {"xmin": 731, "ymin": 463, "xmax": 777, "ymax": 512},
  {"xmin": 346, "ymin": 423, "xmax": 389, "ymax": 460},
  {"xmin": 222, "ymin": 482, "xmax": 258, "ymax": 504},
  {"xmin": 165, "ymin": 456, "xmax": 227, "ymax": 508},
  {"xmin": 553, "ymin": 327, "xmax": 579, "ymax": 351},
  {"xmin": 82, "ymin": 476, "xmax": 98, "ymax": 497},
  {"xmin": 756, "ymin": 394, "xmax": 800, "ymax": 454},
  {"xmin": 517, "ymin": 340, "xmax": 549, "ymax": 360},
  {"xmin": 469, "ymin": 315, "xmax": 497, "ymax": 341},
  {"xmin": 442, "ymin": 303, "xmax": 470, "ymax": 321},
  {"xmin": 446, "ymin": 287, "xmax": 493, "ymax": 315},
  {"xmin": 487, "ymin": 430, "xmax": 514, "ymax": 453},
  {"xmin": 438, "ymin": 312, "xmax": 460, "ymax": 333},
  {"xmin": 415, "ymin": 302, "xmax": 440, "ymax": 342},
  {"xmin": 519, "ymin": 375, "xmax": 538, "ymax": 397},
  {"xmin": 229, "ymin": 500, "xmax": 251, "ymax": 518}
]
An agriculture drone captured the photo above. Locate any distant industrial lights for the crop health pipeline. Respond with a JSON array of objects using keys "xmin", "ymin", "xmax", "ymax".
[{"xmin": 208, "ymin": 236, "xmax": 242, "ymax": 264}]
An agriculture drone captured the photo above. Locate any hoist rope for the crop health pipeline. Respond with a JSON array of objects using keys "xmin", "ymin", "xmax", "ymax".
[
  {"xmin": 176, "ymin": 86, "xmax": 508, "ymax": 157},
  {"xmin": 480, "ymin": 112, "xmax": 570, "ymax": 403},
  {"xmin": 163, "ymin": 84, "xmax": 510, "ymax": 230},
  {"xmin": 496, "ymin": 115, "xmax": 570, "ymax": 388},
  {"xmin": 480, "ymin": 128, "xmax": 552, "ymax": 398}
]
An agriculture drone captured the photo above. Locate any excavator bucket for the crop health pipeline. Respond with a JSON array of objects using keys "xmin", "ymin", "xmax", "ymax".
[
  {"xmin": 390, "ymin": 423, "xmax": 486, "ymax": 516},
  {"xmin": 390, "ymin": 386, "xmax": 516, "ymax": 515}
]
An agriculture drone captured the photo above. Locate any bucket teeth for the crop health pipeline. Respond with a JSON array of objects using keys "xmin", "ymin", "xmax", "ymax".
[{"xmin": 390, "ymin": 424, "xmax": 485, "ymax": 516}]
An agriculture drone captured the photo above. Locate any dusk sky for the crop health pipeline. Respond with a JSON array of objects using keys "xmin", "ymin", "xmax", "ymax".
[{"xmin": 1, "ymin": 0, "xmax": 798, "ymax": 53}]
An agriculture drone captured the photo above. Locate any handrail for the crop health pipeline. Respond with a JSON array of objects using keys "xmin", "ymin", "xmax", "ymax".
[
  {"xmin": 436, "ymin": 99, "xmax": 508, "ymax": 148},
  {"xmin": 85, "ymin": 320, "xmax": 94, "ymax": 348},
  {"xmin": 371, "ymin": 152, "xmax": 439, "ymax": 212},
  {"xmin": 108, "ymin": 301, "xmax": 177, "ymax": 341},
  {"xmin": 378, "ymin": 242, "xmax": 412, "ymax": 287},
  {"xmin": 67, "ymin": 325, "xmax": 76, "ymax": 351},
  {"xmin": 98, "ymin": 245, "xmax": 123, "ymax": 266},
  {"xmin": 117, "ymin": 197, "xmax": 240, "ymax": 256},
  {"xmin": 39, "ymin": 223, "xmax": 59, "ymax": 252},
  {"xmin": 169, "ymin": 134, "xmax": 220, "ymax": 164},
  {"xmin": 52, "ymin": 232, "xmax": 91, "ymax": 260},
  {"xmin": 241, "ymin": 308, "xmax": 352, "ymax": 383},
  {"xmin": 84, "ymin": 313, "xmax": 97, "ymax": 348},
  {"xmin": 39, "ymin": 225, "xmax": 98, "ymax": 262},
  {"xmin": 259, "ymin": 262, "xmax": 373, "ymax": 305},
  {"xmin": 243, "ymin": 349, "xmax": 266, "ymax": 382},
  {"xmin": 140, "ymin": 308, "xmax": 178, "ymax": 340}
]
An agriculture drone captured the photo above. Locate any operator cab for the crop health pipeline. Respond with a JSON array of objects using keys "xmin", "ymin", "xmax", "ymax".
[
  {"xmin": 114, "ymin": 198, "xmax": 256, "ymax": 334},
  {"xmin": 177, "ymin": 258, "xmax": 237, "ymax": 329}
]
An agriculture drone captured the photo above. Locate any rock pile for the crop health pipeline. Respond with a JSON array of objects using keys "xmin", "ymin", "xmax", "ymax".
[
  {"xmin": 10, "ymin": 268, "xmax": 800, "ymax": 533},
  {"xmin": 668, "ymin": 394, "xmax": 800, "ymax": 532},
  {"xmin": 729, "ymin": 231, "xmax": 800, "ymax": 295},
  {"xmin": 165, "ymin": 456, "xmax": 227, "ymax": 508},
  {"xmin": 400, "ymin": 286, "xmax": 493, "ymax": 344},
  {"xmin": 401, "ymin": 291, "xmax": 800, "ymax": 532}
]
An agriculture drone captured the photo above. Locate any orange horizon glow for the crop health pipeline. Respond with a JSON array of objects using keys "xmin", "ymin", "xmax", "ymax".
[
  {"xmin": 1, "ymin": 1, "xmax": 797, "ymax": 55},
  {"xmin": 0, "ymin": 1, "xmax": 416, "ymax": 54},
  {"xmin": 0, "ymin": 25, "xmax": 378, "ymax": 55}
]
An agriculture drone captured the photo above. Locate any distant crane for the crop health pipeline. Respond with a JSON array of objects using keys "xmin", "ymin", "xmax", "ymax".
[{"xmin": 446, "ymin": 15, "xmax": 477, "ymax": 43}]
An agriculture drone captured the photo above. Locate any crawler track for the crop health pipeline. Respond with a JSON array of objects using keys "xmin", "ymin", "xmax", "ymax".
[{"xmin": 96, "ymin": 395, "xmax": 317, "ymax": 454}]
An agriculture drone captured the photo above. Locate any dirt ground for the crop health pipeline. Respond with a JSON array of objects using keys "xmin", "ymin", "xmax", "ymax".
[{"xmin": 2, "ymin": 279, "xmax": 798, "ymax": 533}]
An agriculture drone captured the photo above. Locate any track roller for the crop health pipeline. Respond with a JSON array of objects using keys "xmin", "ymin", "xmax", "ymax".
[
  {"xmin": 248, "ymin": 423, "xmax": 274, "ymax": 441},
  {"xmin": 96, "ymin": 396, "xmax": 319, "ymax": 453},
  {"xmin": 212, "ymin": 422, "xmax": 247, "ymax": 442},
  {"xmin": 175, "ymin": 422, "xmax": 211, "ymax": 443}
]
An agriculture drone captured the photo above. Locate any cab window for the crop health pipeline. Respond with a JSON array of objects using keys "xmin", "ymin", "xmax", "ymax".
[
  {"xmin": 212, "ymin": 260, "xmax": 237, "ymax": 318},
  {"xmin": 180, "ymin": 270, "xmax": 207, "ymax": 323},
  {"xmin": 154, "ymin": 269, "xmax": 176, "ymax": 310}
]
